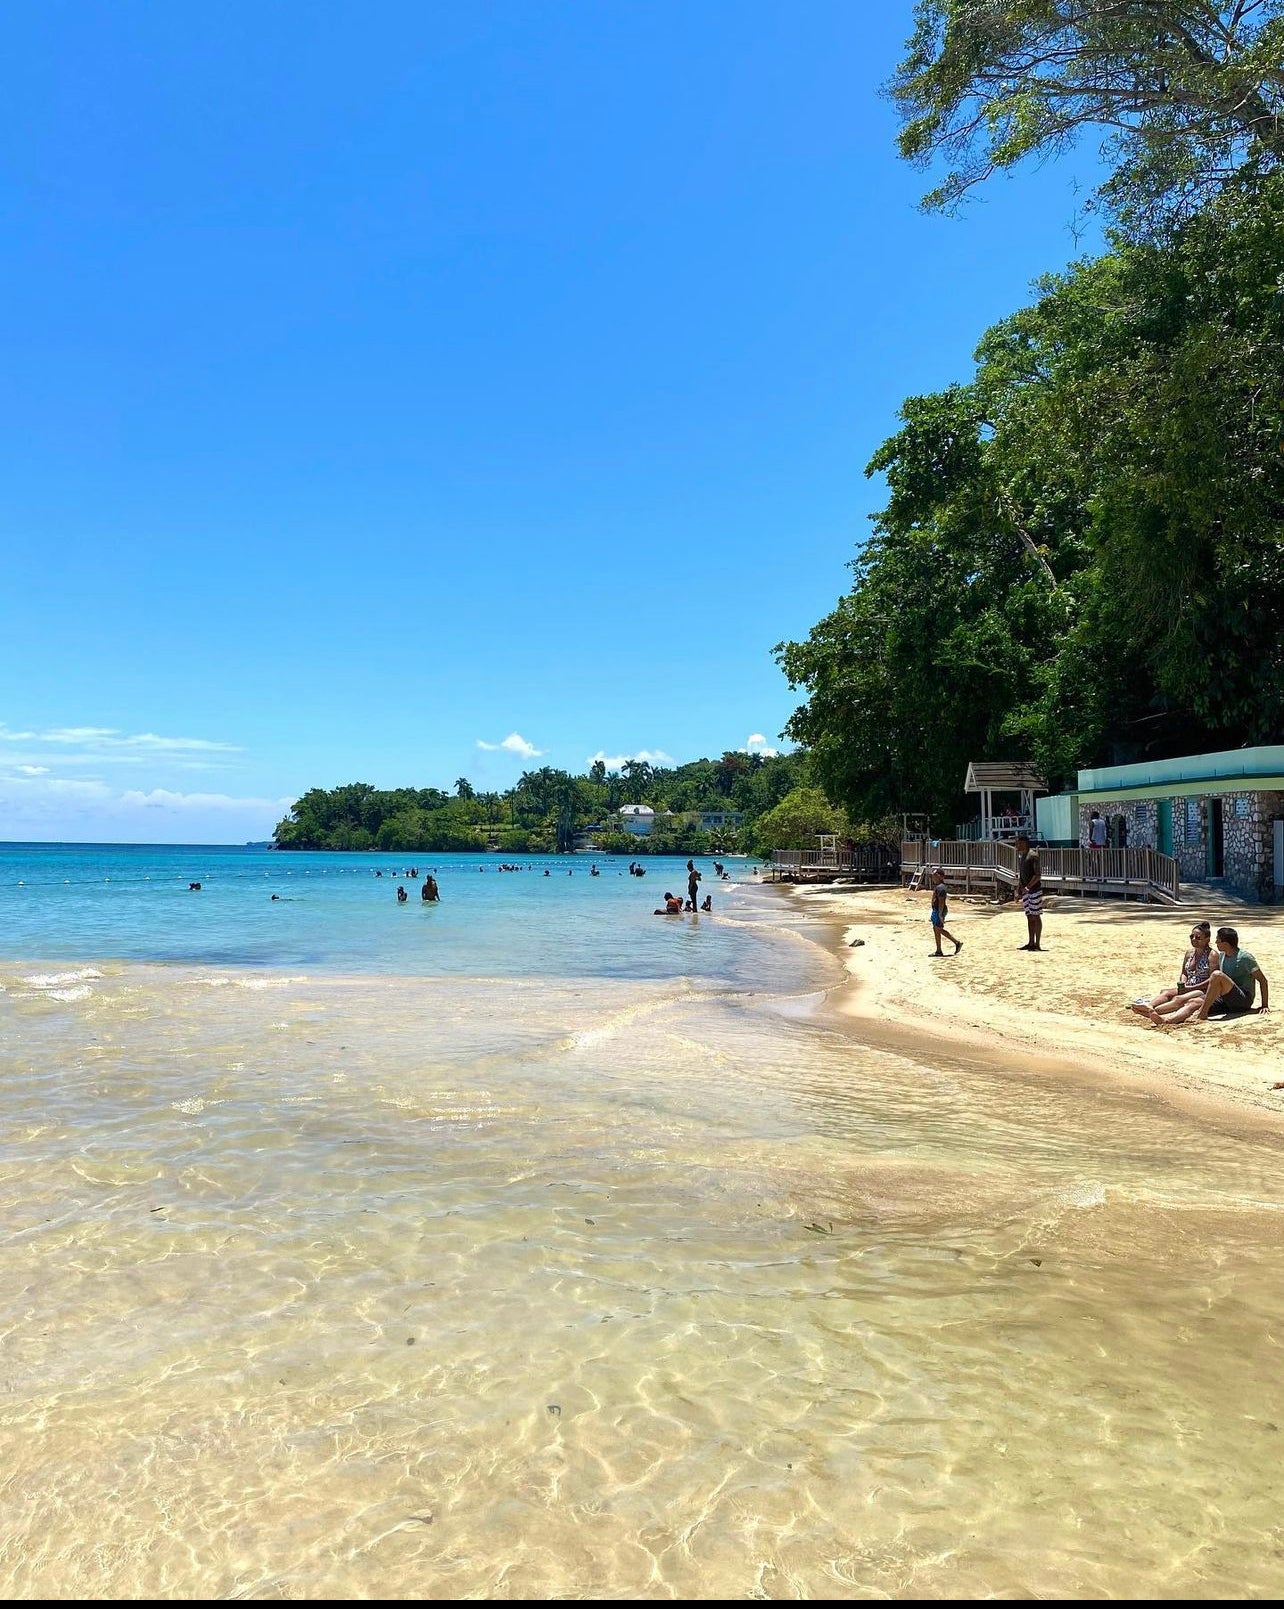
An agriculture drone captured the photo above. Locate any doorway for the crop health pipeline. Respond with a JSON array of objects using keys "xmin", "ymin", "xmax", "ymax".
[{"xmin": 1206, "ymin": 798, "xmax": 1225, "ymax": 878}]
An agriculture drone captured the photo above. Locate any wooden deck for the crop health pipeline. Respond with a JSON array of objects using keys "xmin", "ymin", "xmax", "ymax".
[
  {"xmin": 767, "ymin": 846, "xmax": 900, "ymax": 884},
  {"xmin": 899, "ymin": 840, "xmax": 1181, "ymax": 904}
]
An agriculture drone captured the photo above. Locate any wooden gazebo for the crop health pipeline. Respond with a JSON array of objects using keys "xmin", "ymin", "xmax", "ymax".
[{"xmin": 964, "ymin": 761, "xmax": 1047, "ymax": 842}]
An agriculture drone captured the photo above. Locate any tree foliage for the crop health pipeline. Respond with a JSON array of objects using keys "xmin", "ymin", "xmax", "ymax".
[
  {"xmin": 891, "ymin": 1, "xmax": 1284, "ymax": 230},
  {"xmin": 777, "ymin": 167, "xmax": 1284, "ymax": 829},
  {"xmin": 751, "ymin": 789, "xmax": 848, "ymax": 855},
  {"xmin": 272, "ymin": 749, "xmax": 813, "ymax": 853}
]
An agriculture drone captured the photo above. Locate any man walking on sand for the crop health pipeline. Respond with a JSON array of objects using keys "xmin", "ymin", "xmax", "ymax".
[
  {"xmin": 1013, "ymin": 833, "xmax": 1043, "ymax": 951},
  {"xmin": 928, "ymin": 868, "xmax": 962, "ymax": 957}
]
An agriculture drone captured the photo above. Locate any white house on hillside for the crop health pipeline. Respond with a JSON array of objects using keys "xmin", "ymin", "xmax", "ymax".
[{"xmin": 617, "ymin": 804, "xmax": 655, "ymax": 837}]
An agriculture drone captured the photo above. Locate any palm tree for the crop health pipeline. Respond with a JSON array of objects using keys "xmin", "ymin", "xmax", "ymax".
[
  {"xmin": 455, "ymin": 777, "xmax": 476, "ymax": 801},
  {"xmin": 621, "ymin": 758, "xmax": 652, "ymax": 803},
  {"xmin": 553, "ymin": 775, "xmax": 581, "ymax": 853}
]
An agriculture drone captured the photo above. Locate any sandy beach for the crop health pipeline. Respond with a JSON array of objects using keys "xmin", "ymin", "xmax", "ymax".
[{"xmin": 788, "ymin": 881, "xmax": 1284, "ymax": 1124}]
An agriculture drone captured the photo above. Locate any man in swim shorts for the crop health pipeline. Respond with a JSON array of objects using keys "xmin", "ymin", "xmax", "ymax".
[
  {"xmin": 1014, "ymin": 834, "xmax": 1043, "ymax": 951},
  {"xmin": 1196, "ymin": 927, "xmax": 1269, "ymax": 1020}
]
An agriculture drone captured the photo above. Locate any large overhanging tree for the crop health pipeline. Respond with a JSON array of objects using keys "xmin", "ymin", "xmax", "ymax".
[
  {"xmin": 775, "ymin": 166, "xmax": 1284, "ymax": 826},
  {"xmin": 892, "ymin": 1, "xmax": 1284, "ymax": 229}
]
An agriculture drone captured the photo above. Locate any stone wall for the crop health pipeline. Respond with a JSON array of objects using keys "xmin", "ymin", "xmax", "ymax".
[
  {"xmin": 1081, "ymin": 792, "xmax": 1284, "ymax": 900},
  {"xmin": 1171, "ymin": 796, "xmax": 1206, "ymax": 884},
  {"xmin": 1222, "ymin": 790, "xmax": 1284, "ymax": 901}
]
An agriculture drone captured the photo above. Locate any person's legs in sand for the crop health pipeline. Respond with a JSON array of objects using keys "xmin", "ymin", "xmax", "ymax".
[
  {"xmin": 935, "ymin": 921, "xmax": 961, "ymax": 956},
  {"xmin": 1195, "ymin": 969, "xmax": 1239, "ymax": 1022},
  {"xmin": 1141, "ymin": 987, "xmax": 1215, "ymax": 1027}
]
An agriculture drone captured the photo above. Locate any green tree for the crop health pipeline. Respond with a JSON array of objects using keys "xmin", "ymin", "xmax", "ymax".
[
  {"xmin": 750, "ymin": 788, "xmax": 847, "ymax": 858},
  {"xmin": 621, "ymin": 757, "xmax": 652, "ymax": 803},
  {"xmin": 776, "ymin": 167, "xmax": 1284, "ymax": 829},
  {"xmin": 713, "ymin": 751, "xmax": 750, "ymax": 796},
  {"xmin": 891, "ymin": 1, "xmax": 1284, "ymax": 230}
]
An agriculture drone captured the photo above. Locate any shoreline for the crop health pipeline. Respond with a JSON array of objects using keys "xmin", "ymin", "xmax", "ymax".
[{"xmin": 778, "ymin": 881, "xmax": 1284, "ymax": 1137}]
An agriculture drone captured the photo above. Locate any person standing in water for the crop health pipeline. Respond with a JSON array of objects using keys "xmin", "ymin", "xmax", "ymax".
[{"xmin": 686, "ymin": 859, "xmax": 701, "ymax": 912}]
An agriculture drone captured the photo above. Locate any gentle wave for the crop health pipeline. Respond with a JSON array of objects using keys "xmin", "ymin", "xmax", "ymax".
[{"xmin": 22, "ymin": 967, "xmax": 104, "ymax": 987}]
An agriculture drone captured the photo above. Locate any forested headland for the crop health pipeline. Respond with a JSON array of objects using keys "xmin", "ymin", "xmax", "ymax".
[{"xmin": 272, "ymin": 752, "xmax": 863, "ymax": 857}]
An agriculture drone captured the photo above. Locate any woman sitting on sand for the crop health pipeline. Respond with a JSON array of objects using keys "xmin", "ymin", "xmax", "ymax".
[{"xmin": 1129, "ymin": 921, "xmax": 1214, "ymax": 1021}]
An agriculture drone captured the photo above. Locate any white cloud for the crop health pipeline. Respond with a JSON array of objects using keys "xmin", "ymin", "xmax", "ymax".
[
  {"xmin": 587, "ymin": 748, "xmax": 676, "ymax": 771},
  {"xmin": 0, "ymin": 770, "xmax": 292, "ymax": 843},
  {"xmin": 17, "ymin": 764, "xmax": 49, "ymax": 775},
  {"xmin": 476, "ymin": 732, "xmax": 545, "ymax": 759},
  {"xmin": 0, "ymin": 720, "xmax": 241, "ymax": 769},
  {"xmin": 743, "ymin": 733, "xmax": 779, "ymax": 757},
  {"xmin": 11, "ymin": 777, "xmax": 114, "ymax": 801},
  {"xmin": 0, "ymin": 727, "xmax": 238, "ymax": 749},
  {"xmin": 119, "ymin": 788, "xmax": 293, "ymax": 814}
]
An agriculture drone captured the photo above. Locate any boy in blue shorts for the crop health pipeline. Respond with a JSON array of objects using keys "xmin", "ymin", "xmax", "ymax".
[{"xmin": 929, "ymin": 868, "xmax": 962, "ymax": 957}]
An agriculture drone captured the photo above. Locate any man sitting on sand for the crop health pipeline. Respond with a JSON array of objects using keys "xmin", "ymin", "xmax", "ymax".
[{"xmin": 1137, "ymin": 926, "xmax": 1269, "ymax": 1026}]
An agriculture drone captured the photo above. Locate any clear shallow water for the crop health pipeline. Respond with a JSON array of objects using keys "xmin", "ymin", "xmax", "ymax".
[
  {"xmin": 3, "ymin": 846, "xmax": 1284, "ymax": 1598},
  {"xmin": 0, "ymin": 844, "xmax": 800, "ymax": 984}
]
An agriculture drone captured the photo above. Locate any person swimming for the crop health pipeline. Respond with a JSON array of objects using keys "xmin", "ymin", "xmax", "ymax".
[{"xmin": 396, "ymin": 885, "xmax": 408, "ymax": 903}]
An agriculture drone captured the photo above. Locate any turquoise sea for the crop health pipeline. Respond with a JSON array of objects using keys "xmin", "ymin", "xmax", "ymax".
[
  {"xmin": 4, "ymin": 842, "xmax": 1284, "ymax": 1598},
  {"xmin": 0, "ymin": 842, "xmax": 805, "ymax": 983}
]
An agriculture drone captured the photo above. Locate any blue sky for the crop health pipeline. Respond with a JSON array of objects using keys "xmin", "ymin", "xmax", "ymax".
[{"xmin": 0, "ymin": 2, "xmax": 1103, "ymax": 842}]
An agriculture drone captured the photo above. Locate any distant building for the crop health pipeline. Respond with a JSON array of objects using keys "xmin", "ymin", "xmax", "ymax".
[
  {"xmin": 617, "ymin": 804, "xmax": 655, "ymax": 837},
  {"xmin": 698, "ymin": 811, "xmax": 744, "ymax": 832}
]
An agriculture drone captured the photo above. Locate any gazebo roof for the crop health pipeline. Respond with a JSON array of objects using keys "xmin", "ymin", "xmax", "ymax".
[{"xmin": 964, "ymin": 760, "xmax": 1047, "ymax": 794}]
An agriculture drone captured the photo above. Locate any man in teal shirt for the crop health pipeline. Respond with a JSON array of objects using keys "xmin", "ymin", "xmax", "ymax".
[{"xmin": 1197, "ymin": 927, "xmax": 1270, "ymax": 1019}]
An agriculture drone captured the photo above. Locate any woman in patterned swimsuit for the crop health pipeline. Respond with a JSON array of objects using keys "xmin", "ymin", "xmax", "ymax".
[{"xmin": 1128, "ymin": 921, "xmax": 1213, "ymax": 1019}]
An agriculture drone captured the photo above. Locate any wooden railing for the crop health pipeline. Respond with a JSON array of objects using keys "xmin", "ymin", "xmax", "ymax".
[
  {"xmin": 901, "ymin": 840, "xmax": 1180, "ymax": 903},
  {"xmin": 769, "ymin": 845, "xmax": 901, "ymax": 878}
]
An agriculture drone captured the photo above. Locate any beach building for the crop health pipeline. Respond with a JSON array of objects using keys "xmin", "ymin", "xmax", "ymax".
[
  {"xmin": 616, "ymin": 804, "xmax": 655, "ymax": 837},
  {"xmin": 1037, "ymin": 745, "xmax": 1284, "ymax": 902},
  {"xmin": 697, "ymin": 810, "xmax": 744, "ymax": 832}
]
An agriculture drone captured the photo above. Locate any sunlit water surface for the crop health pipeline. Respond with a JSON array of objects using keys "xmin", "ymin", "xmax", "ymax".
[{"xmin": 2, "ymin": 846, "xmax": 1284, "ymax": 1597}]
